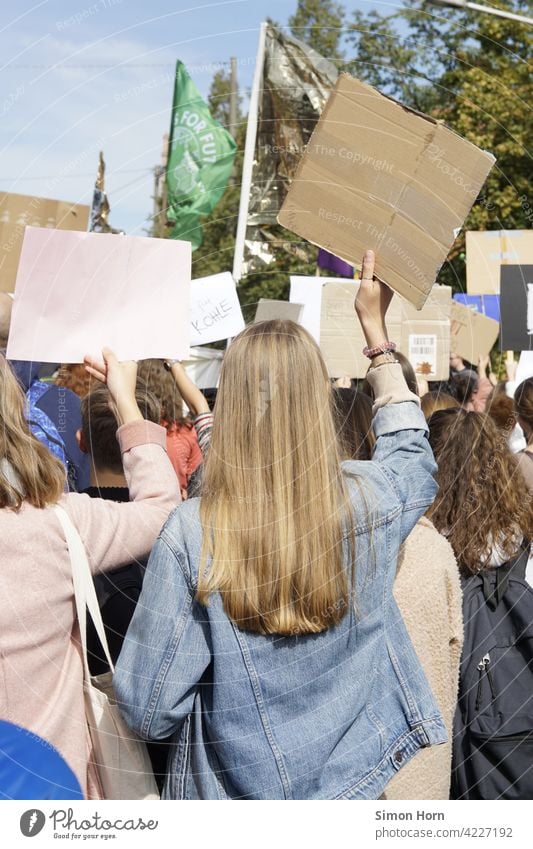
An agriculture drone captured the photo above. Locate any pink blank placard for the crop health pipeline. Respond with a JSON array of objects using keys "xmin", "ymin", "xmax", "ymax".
[{"xmin": 7, "ymin": 227, "xmax": 191, "ymax": 362}]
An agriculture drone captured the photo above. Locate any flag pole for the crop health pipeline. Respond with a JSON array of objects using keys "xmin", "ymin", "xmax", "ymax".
[{"xmin": 232, "ymin": 21, "xmax": 267, "ymax": 284}]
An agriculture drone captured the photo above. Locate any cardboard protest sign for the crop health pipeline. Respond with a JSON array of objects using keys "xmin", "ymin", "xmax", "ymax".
[
  {"xmin": 7, "ymin": 227, "xmax": 191, "ymax": 362},
  {"xmin": 290, "ymin": 275, "xmax": 451, "ymax": 379},
  {"xmin": 278, "ymin": 74, "xmax": 495, "ymax": 309},
  {"xmin": 450, "ymin": 300, "xmax": 500, "ymax": 364},
  {"xmin": 0, "ymin": 192, "xmax": 90, "ymax": 293},
  {"xmin": 453, "ymin": 293, "xmax": 500, "ymax": 322},
  {"xmin": 254, "ymin": 299, "xmax": 304, "ymax": 324},
  {"xmin": 466, "ymin": 230, "xmax": 533, "ymax": 295},
  {"xmin": 190, "ymin": 272, "xmax": 244, "ymax": 346},
  {"xmin": 499, "ymin": 265, "xmax": 533, "ymax": 352}
]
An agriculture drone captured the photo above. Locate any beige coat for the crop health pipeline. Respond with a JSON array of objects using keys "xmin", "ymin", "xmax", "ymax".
[{"xmin": 383, "ymin": 517, "xmax": 463, "ymax": 800}]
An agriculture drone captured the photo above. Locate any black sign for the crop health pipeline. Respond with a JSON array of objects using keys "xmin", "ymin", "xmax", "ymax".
[{"xmin": 500, "ymin": 265, "xmax": 533, "ymax": 351}]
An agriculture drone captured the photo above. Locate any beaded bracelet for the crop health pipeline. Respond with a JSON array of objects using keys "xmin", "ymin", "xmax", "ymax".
[{"xmin": 362, "ymin": 341, "xmax": 397, "ymax": 359}]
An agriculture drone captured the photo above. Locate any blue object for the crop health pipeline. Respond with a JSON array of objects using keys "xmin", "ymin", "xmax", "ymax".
[
  {"xmin": 0, "ymin": 720, "xmax": 83, "ymax": 800},
  {"xmin": 453, "ymin": 294, "xmax": 500, "ymax": 322}
]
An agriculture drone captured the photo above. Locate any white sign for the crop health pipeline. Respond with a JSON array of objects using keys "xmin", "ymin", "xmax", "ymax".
[
  {"xmin": 289, "ymin": 275, "xmax": 355, "ymax": 342},
  {"xmin": 190, "ymin": 272, "xmax": 245, "ymax": 346}
]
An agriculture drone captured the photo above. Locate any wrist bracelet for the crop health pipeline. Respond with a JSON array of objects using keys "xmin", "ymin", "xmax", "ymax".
[
  {"xmin": 363, "ymin": 341, "xmax": 397, "ymax": 359},
  {"xmin": 164, "ymin": 359, "xmax": 182, "ymax": 371}
]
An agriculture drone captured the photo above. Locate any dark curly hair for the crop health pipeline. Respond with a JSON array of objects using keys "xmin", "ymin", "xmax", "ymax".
[{"xmin": 427, "ymin": 408, "xmax": 532, "ymax": 575}]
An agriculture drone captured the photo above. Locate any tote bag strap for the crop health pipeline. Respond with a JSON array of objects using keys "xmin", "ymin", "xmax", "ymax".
[{"xmin": 53, "ymin": 504, "xmax": 115, "ymax": 674}]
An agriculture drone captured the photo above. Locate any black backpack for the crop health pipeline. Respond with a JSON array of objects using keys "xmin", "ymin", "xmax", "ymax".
[{"xmin": 451, "ymin": 542, "xmax": 533, "ymax": 799}]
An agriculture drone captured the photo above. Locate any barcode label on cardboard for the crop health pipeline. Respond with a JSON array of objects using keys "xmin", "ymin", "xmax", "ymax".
[{"xmin": 408, "ymin": 333, "xmax": 437, "ymax": 377}]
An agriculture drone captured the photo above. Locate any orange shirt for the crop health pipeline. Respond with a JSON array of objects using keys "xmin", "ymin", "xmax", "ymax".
[{"xmin": 163, "ymin": 421, "xmax": 203, "ymax": 490}]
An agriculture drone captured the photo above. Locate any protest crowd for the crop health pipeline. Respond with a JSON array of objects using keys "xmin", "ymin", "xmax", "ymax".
[
  {"xmin": 1, "ymin": 244, "xmax": 532, "ymax": 801},
  {"xmin": 0, "ymin": 8, "xmax": 532, "ymax": 807}
]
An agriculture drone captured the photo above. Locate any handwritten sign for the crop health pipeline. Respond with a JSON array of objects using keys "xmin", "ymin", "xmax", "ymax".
[{"xmin": 190, "ymin": 272, "xmax": 244, "ymax": 345}]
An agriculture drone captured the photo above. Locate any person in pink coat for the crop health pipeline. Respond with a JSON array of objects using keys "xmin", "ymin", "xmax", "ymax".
[{"xmin": 0, "ymin": 349, "xmax": 180, "ymax": 799}]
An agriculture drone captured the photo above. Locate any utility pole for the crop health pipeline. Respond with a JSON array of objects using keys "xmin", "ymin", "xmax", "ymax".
[
  {"xmin": 426, "ymin": 0, "xmax": 533, "ymax": 26},
  {"xmin": 229, "ymin": 57, "xmax": 238, "ymax": 140}
]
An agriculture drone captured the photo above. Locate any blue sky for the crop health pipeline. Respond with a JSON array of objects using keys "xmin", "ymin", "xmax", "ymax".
[{"xmin": 0, "ymin": 1, "xmax": 408, "ymax": 234}]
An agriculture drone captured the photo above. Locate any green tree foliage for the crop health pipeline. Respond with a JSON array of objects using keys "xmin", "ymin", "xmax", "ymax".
[
  {"xmin": 345, "ymin": 0, "xmax": 532, "ymax": 291},
  {"xmin": 288, "ymin": 0, "xmax": 346, "ymax": 62}
]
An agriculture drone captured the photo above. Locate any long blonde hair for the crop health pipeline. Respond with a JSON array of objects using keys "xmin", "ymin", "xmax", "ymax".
[
  {"xmin": 198, "ymin": 320, "xmax": 355, "ymax": 636},
  {"xmin": 0, "ymin": 354, "xmax": 65, "ymax": 509}
]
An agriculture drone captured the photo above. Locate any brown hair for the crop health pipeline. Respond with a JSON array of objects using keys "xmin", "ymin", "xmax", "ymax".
[
  {"xmin": 137, "ymin": 359, "xmax": 190, "ymax": 430},
  {"xmin": 333, "ymin": 388, "xmax": 375, "ymax": 460},
  {"xmin": 81, "ymin": 379, "xmax": 161, "ymax": 474},
  {"xmin": 486, "ymin": 391, "xmax": 517, "ymax": 435},
  {"xmin": 55, "ymin": 363, "xmax": 92, "ymax": 398},
  {"xmin": 0, "ymin": 354, "xmax": 66, "ymax": 509},
  {"xmin": 421, "ymin": 390, "xmax": 459, "ymax": 421},
  {"xmin": 198, "ymin": 320, "xmax": 356, "ymax": 636},
  {"xmin": 427, "ymin": 408, "xmax": 532, "ymax": 575},
  {"xmin": 515, "ymin": 378, "xmax": 533, "ymax": 441}
]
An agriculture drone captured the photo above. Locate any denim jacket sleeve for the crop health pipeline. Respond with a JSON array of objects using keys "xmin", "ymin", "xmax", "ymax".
[
  {"xmin": 113, "ymin": 533, "xmax": 211, "ymax": 741},
  {"xmin": 371, "ymin": 400, "xmax": 438, "ymax": 542}
]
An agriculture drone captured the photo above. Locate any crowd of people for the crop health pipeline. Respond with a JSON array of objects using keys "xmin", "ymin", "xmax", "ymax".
[{"xmin": 0, "ymin": 252, "xmax": 532, "ymax": 801}]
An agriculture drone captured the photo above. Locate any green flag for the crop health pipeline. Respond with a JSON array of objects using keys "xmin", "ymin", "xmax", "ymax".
[{"xmin": 166, "ymin": 61, "xmax": 237, "ymax": 250}]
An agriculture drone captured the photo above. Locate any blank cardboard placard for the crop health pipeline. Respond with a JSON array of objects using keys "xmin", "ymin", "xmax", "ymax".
[
  {"xmin": 289, "ymin": 276, "xmax": 451, "ymax": 379},
  {"xmin": 190, "ymin": 273, "xmax": 244, "ymax": 346},
  {"xmin": 254, "ymin": 299, "xmax": 304, "ymax": 324},
  {"xmin": 466, "ymin": 230, "xmax": 533, "ymax": 296},
  {"xmin": 7, "ymin": 227, "xmax": 191, "ymax": 362},
  {"xmin": 0, "ymin": 192, "xmax": 89, "ymax": 293},
  {"xmin": 278, "ymin": 74, "xmax": 495, "ymax": 309},
  {"xmin": 450, "ymin": 300, "xmax": 500, "ymax": 364},
  {"xmin": 499, "ymin": 265, "xmax": 533, "ymax": 352}
]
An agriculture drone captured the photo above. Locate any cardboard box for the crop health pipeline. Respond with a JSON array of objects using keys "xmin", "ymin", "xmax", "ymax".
[
  {"xmin": 499, "ymin": 264, "xmax": 533, "ymax": 352},
  {"xmin": 0, "ymin": 192, "xmax": 89, "ymax": 292},
  {"xmin": 278, "ymin": 74, "xmax": 495, "ymax": 309},
  {"xmin": 254, "ymin": 299, "xmax": 304, "ymax": 324},
  {"xmin": 466, "ymin": 230, "xmax": 533, "ymax": 295},
  {"xmin": 450, "ymin": 300, "xmax": 500, "ymax": 364},
  {"xmin": 288, "ymin": 276, "xmax": 451, "ymax": 379}
]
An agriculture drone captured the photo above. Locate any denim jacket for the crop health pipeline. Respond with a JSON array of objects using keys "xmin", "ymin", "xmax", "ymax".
[{"xmin": 114, "ymin": 395, "xmax": 447, "ymax": 799}]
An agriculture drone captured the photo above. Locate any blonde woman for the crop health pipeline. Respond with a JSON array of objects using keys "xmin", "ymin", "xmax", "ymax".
[
  {"xmin": 115, "ymin": 251, "xmax": 447, "ymax": 800},
  {"xmin": 0, "ymin": 350, "xmax": 180, "ymax": 799}
]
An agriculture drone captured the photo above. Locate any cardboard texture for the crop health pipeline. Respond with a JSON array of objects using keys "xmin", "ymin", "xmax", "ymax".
[
  {"xmin": 278, "ymin": 74, "xmax": 495, "ymax": 309},
  {"xmin": 499, "ymin": 264, "xmax": 533, "ymax": 352},
  {"xmin": 466, "ymin": 230, "xmax": 533, "ymax": 295},
  {"xmin": 289, "ymin": 276, "xmax": 451, "ymax": 379},
  {"xmin": 0, "ymin": 192, "xmax": 90, "ymax": 293},
  {"xmin": 254, "ymin": 299, "xmax": 304, "ymax": 324},
  {"xmin": 190, "ymin": 272, "xmax": 245, "ymax": 346},
  {"xmin": 7, "ymin": 227, "xmax": 191, "ymax": 363},
  {"xmin": 450, "ymin": 300, "xmax": 500, "ymax": 364}
]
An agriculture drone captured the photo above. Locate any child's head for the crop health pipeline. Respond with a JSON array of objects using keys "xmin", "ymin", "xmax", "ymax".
[{"xmin": 80, "ymin": 379, "xmax": 160, "ymax": 474}]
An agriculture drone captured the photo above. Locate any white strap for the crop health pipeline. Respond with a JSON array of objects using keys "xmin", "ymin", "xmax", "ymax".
[{"xmin": 53, "ymin": 504, "xmax": 115, "ymax": 674}]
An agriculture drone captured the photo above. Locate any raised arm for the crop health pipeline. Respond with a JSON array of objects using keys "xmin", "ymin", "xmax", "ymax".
[
  {"xmin": 355, "ymin": 252, "xmax": 438, "ymax": 541},
  {"xmin": 64, "ymin": 349, "xmax": 181, "ymax": 573}
]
